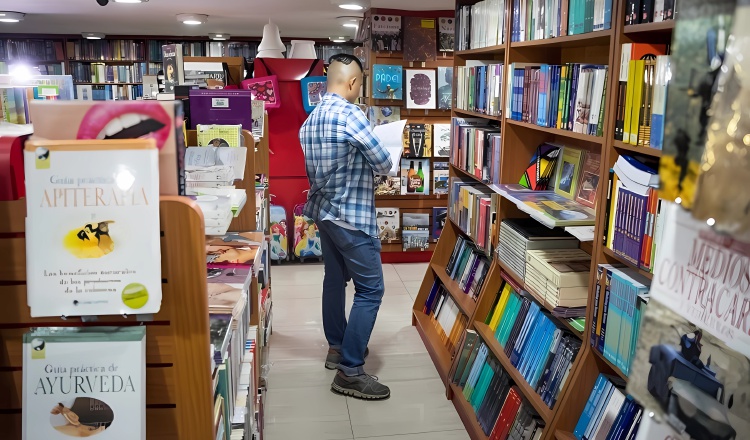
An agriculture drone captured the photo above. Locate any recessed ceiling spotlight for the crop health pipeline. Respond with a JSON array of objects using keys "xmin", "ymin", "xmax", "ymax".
[
  {"xmin": 82, "ymin": 32, "xmax": 106, "ymax": 39},
  {"xmin": 329, "ymin": 36, "xmax": 349, "ymax": 43},
  {"xmin": 113, "ymin": 0, "xmax": 149, "ymax": 3},
  {"xmin": 176, "ymin": 14, "xmax": 208, "ymax": 25},
  {"xmin": 0, "ymin": 12, "xmax": 25, "ymax": 23},
  {"xmin": 337, "ymin": 16, "xmax": 361, "ymax": 28},
  {"xmin": 330, "ymin": 0, "xmax": 370, "ymax": 11},
  {"xmin": 209, "ymin": 33, "xmax": 229, "ymax": 41}
]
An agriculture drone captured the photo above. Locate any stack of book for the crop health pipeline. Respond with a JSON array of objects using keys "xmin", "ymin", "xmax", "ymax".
[
  {"xmin": 625, "ymin": 0, "xmax": 676, "ymax": 25},
  {"xmin": 485, "ymin": 278, "xmax": 583, "ymax": 408},
  {"xmin": 525, "ymin": 249, "xmax": 591, "ymax": 309},
  {"xmin": 613, "ymin": 43, "xmax": 670, "ymax": 148},
  {"xmin": 456, "ymin": 0, "xmax": 507, "ymax": 51},
  {"xmin": 455, "ymin": 62, "xmax": 504, "ymax": 116},
  {"xmin": 604, "ymin": 155, "xmax": 661, "ymax": 270},
  {"xmin": 572, "ymin": 374, "xmax": 641, "ymax": 440},
  {"xmin": 512, "ymin": 0, "xmax": 614, "ymax": 42},
  {"xmin": 450, "ymin": 118, "xmax": 502, "ymax": 184},
  {"xmin": 508, "ymin": 63, "xmax": 609, "ymax": 136},
  {"xmin": 452, "ymin": 334, "xmax": 545, "ymax": 438},
  {"xmin": 449, "ymin": 179, "xmax": 498, "ymax": 253},
  {"xmin": 497, "ymin": 218, "xmax": 579, "ymax": 282},
  {"xmin": 590, "ymin": 265, "xmax": 649, "ymax": 376},
  {"xmin": 445, "ymin": 235, "xmax": 493, "ymax": 300},
  {"xmin": 423, "ymin": 281, "xmax": 469, "ymax": 355}
]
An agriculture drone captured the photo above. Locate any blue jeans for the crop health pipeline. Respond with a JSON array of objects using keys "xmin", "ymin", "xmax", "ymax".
[{"xmin": 317, "ymin": 220, "xmax": 384, "ymax": 376}]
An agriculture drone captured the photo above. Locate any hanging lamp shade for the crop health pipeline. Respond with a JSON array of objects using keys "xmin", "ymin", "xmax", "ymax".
[
  {"xmin": 257, "ymin": 19, "xmax": 286, "ymax": 56},
  {"xmin": 288, "ymin": 40, "xmax": 317, "ymax": 59},
  {"xmin": 256, "ymin": 49, "xmax": 285, "ymax": 59}
]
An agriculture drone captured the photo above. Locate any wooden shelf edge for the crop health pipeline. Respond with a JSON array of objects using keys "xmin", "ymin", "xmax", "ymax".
[
  {"xmin": 589, "ymin": 346, "xmax": 629, "ymax": 381},
  {"xmin": 473, "ymin": 322, "xmax": 554, "ymax": 423},
  {"xmin": 555, "ymin": 431, "xmax": 577, "ymax": 440},
  {"xmin": 505, "ymin": 119, "xmax": 604, "ymax": 144},
  {"xmin": 430, "ymin": 262, "xmax": 478, "ymax": 317},
  {"xmin": 455, "ymin": 45, "xmax": 505, "ymax": 56},
  {"xmin": 601, "ymin": 247, "xmax": 654, "ymax": 280},
  {"xmin": 412, "ymin": 309, "xmax": 453, "ymax": 382},
  {"xmin": 623, "ymin": 20, "xmax": 675, "ymax": 34},
  {"xmin": 510, "ymin": 29, "xmax": 612, "ymax": 48},
  {"xmin": 449, "ymin": 382, "xmax": 490, "ymax": 440},
  {"xmin": 612, "ymin": 140, "xmax": 663, "ymax": 158},
  {"xmin": 453, "ymin": 108, "xmax": 503, "ymax": 121}
]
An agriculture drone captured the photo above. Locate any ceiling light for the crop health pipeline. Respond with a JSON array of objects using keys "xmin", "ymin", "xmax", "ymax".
[
  {"xmin": 340, "ymin": 4, "xmax": 363, "ymax": 10},
  {"xmin": 82, "ymin": 32, "xmax": 105, "ymax": 40},
  {"xmin": 176, "ymin": 14, "xmax": 208, "ymax": 25},
  {"xmin": 330, "ymin": 0, "xmax": 370, "ymax": 11},
  {"xmin": 209, "ymin": 33, "xmax": 229, "ymax": 41},
  {"xmin": 329, "ymin": 36, "xmax": 349, "ymax": 43},
  {"xmin": 0, "ymin": 12, "xmax": 25, "ymax": 23},
  {"xmin": 113, "ymin": 0, "xmax": 148, "ymax": 3},
  {"xmin": 337, "ymin": 16, "xmax": 361, "ymax": 28}
]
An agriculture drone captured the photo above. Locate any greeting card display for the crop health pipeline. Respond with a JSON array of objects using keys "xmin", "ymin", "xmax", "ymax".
[
  {"xmin": 300, "ymin": 76, "xmax": 327, "ymax": 114},
  {"xmin": 406, "ymin": 69, "xmax": 436, "ymax": 109},
  {"xmin": 24, "ymin": 139, "xmax": 162, "ymax": 317},
  {"xmin": 240, "ymin": 76, "xmax": 280, "ymax": 109},
  {"xmin": 23, "ymin": 326, "xmax": 146, "ymax": 439}
]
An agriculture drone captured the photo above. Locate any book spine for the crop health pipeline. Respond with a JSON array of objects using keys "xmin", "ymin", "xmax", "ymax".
[{"xmin": 596, "ymin": 267, "xmax": 612, "ymax": 353}]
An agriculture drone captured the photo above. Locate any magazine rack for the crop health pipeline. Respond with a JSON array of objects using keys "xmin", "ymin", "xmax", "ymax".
[{"xmin": 0, "ymin": 196, "xmax": 215, "ymax": 439}]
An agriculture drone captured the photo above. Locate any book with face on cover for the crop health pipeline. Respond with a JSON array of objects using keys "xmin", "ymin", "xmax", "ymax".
[
  {"xmin": 23, "ymin": 139, "xmax": 162, "ymax": 318},
  {"xmin": 23, "ymin": 326, "xmax": 146, "ymax": 439},
  {"xmin": 437, "ymin": 66, "xmax": 454, "ymax": 110},
  {"xmin": 438, "ymin": 17, "xmax": 455, "ymax": 51},
  {"xmin": 371, "ymin": 14, "xmax": 403, "ymax": 52}
]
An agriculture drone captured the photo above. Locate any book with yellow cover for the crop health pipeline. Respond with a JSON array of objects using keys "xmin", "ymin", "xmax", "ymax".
[
  {"xmin": 23, "ymin": 139, "xmax": 161, "ymax": 317},
  {"xmin": 622, "ymin": 60, "xmax": 636, "ymax": 144},
  {"xmin": 628, "ymin": 60, "xmax": 645, "ymax": 145},
  {"xmin": 196, "ymin": 124, "xmax": 242, "ymax": 147}
]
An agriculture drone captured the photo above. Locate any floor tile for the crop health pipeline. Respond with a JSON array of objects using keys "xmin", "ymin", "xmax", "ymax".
[
  {"xmin": 356, "ymin": 430, "xmax": 471, "ymax": 440},
  {"xmin": 264, "ymin": 385, "xmax": 353, "ymax": 440},
  {"xmin": 393, "ymin": 263, "xmax": 430, "ymax": 281}
]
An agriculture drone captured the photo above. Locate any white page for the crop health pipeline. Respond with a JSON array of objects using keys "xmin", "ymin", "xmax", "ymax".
[
  {"xmin": 216, "ymin": 146, "xmax": 248, "ymax": 180},
  {"xmin": 373, "ymin": 119, "xmax": 407, "ymax": 177},
  {"xmin": 185, "ymin": 147, "xmax": 218, "ymax": 169}
]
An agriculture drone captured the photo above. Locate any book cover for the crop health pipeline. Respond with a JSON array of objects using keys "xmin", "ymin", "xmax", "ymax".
[
  {"xmin": 433, "ymin": 162, "xmax": 449, "ymax": 195},
  {"xmin": 519, "ymin": 143, "xmax": 562, "ymax": 191},
  {"xmin": 400, "ymin": 158, "xmax": 431, "ymax": 195},
  {"xmin": 76, "ymin": 85, "xmax": 93, "ymax": 101},
  {"xmin": 161, "ymin": 43, "xmax": 183, "ymax": 93},
  {"xmin": 405, "ymin": 69, "xmax": 437, "ymax": 109},
  {"xmin": 575, "ymin": 151, "xmax": 601, "ymax": 209},
  {"xmin": 196, "ymin": 124, "xmax": 242, "ymax": 147},
  {"xmin": 24, "ymin": 139, "xmax": 161, "ymax": 318},
  {"xmin": 403, "ymin": 17, "xmax": 438, "ymax": 62},
  {"xmin": 403, "ymin": 123, "xmax": 432, "ymax": 157},
  {"xmin": 432, "ymin": 207, "xmax": 447, "ymax": 240},
  {"xmin": 433, "ymin": 123, "xmax": 451, "ymax": 157},
  {"xmin": 374, "ymin": 174, "xmax": 400, "ymax": 196},
  {"xmin": 438, "ymin": 17, "xmax": 455, "ymax": 51},
  {"xmin": 437, "ymin": 66, "xmax": 454, "ymax": 110},
  {"xmin": 658, "ymin": 0, "xmax": 735, "ymax": 208},
  {"xmin": 23, "ymin": 327, "xmax": 146, "ymax": 439},
  {"xmin": 367, "ymin": 105, "xmax": 401, "ymax": 127},
  {"xmin": 371, "ymin": 14, "xmax": 403, "ymax": 51},
  {"xmin": 300, "ymin": 76, "xmax": 327, "ymax": 114},
  {"xmin": 376, "ymin": 207, "xmax": 400, "ymax": 242},
  {"xmin": 402, "ymin": 212, "xmax": 430, "ymax": 250},
  {"xmin": 251, "ymin": 100, "xmax": 265, "ymax": 139},
  {"xmin": 372, "ymin": 64, "xmax": 403, "ymax": 100},
  {"xmin": 554, "ymin": 146, "xmax": 584, "ymax": 200}
]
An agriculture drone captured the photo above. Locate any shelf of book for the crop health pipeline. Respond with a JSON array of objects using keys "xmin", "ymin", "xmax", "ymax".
[
  {"xmin": 510, "ymin": 30, "xmax": 612, "ymax": 49},
  {"xmin": 449, "ymin": 382, "xmax": 490, "ymax": 440},
  {"xmin": 622, "ymin": 20, "xmax": 676, "ymax": 35},
  {"xmin": 474, "ymin": 322, "xmax": 554, "ymax": 425},
  {"xmin": 412, "ymin": 309, "xmax": 453, "ymax": 383},
  {"xmin": 589, "ymin": 345, "xmax": 628, "ymax": 382},
  {"xmin": 601, "ymin": 247, "xmax": 653, "ymax": 281},
  {"xmin": 455, "ymin": 45, "xmax": 506, "ymax": 56},
  {"xmin": 505, "ymin": 119, "xmax": 605, "ymax": 144},
  {"xmin": 452, "ymin": 108, "xmax": 503, "ymax": 121},
  {"xmin": 612, "ymin": 140, "xmax": 662, "ymax": 158},
  {"xmin": 73, "ymin": 81, "xmax": 143, "ymax": 85},
  {"xmin": 431, "ymin": 261, "xmax": 479, "ymax": 318}
]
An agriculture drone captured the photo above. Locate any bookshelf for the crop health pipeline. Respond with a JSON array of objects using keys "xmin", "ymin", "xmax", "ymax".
[{"xmin": 412, "ymin": 1, "xmax": 672, "ymax": 439}]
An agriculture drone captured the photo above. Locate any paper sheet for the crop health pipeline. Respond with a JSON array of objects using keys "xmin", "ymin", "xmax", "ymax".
[
  {"xmin": 564, "ymin": 226, "xmax": 595, "ymax": 242},
  {"xmin": 373, "ymin": 119, "xmax": 407, "ymax": 177}
]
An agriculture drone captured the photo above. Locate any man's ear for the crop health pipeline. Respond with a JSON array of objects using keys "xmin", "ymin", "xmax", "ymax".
[{"xmin": 350, "ymin": 77, "xmax": 357, "ymax": 89}]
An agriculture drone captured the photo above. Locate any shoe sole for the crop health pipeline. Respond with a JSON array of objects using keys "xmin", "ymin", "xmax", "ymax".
[
  {"xmin": 324, "ymin": 361, "xmax": 338, "ymax": 370},
  {"xmin": 331, "ymin": 382, "xmax": 390, "ymax": 400}
]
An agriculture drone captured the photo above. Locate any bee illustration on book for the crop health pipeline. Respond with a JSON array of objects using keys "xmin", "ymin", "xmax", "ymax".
[
  {"xmin": 50, "ymin": 398, "xmax": 113, "ymax": 437},
  {"xmin": 377, "ymin": 84, "xmax": 400, "ymax": 100},
  {"xmin": 63, "ymin": 221, "xmax": 115, "ymax": 259}
]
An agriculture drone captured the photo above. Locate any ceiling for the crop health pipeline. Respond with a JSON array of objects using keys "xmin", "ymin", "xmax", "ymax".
[{"xmin": 0, "ymin": 0, "xmax": 455, "ymax": 40}]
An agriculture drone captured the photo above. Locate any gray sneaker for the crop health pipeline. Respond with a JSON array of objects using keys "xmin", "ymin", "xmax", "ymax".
[
  {"xmin": 331, "ymin": 370, "xmax": 390, "ymax": 400},
  {"xmin": 325, "ymin": 347, "xmax": 369, "ymax": 370}
]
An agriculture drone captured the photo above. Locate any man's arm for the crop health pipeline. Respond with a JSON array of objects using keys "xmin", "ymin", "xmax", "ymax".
[{"xmin": 346, "ymin": 108, "xmax": 393, "ymax": 174}]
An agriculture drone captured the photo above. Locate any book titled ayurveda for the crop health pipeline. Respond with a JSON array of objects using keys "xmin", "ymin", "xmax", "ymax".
[
  {"xmin": 24, "ymin": 139, "xmax": 162, "ymax": 318},
  {"xmin": 23, "ymin": 326, "xmax": 146, "ymax": 439}
]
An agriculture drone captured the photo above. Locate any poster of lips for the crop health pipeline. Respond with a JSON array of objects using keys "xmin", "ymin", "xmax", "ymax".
[
  {"xmin": 405, "ymin": 69, "xmax": 436, "ymax": 110},
  {"xmin": 28, "ymin": 101, "xmax": 185, "ymax": 196}
]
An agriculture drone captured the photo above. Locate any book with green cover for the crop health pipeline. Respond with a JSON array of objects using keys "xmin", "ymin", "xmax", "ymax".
[{"xmin": 554, "ymin": 146, "xmax": 584, "ymax": 200}]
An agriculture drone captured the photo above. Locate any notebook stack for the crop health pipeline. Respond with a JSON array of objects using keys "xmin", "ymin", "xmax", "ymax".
[{"xmin": 525, "ymin": 249, "xmax": 591, "ymax": 309}]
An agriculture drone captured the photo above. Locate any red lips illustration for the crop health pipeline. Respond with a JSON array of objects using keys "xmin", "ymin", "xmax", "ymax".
[{"xmin": 76, "ymin": 102, "xmax": 174, "ymax": 150}]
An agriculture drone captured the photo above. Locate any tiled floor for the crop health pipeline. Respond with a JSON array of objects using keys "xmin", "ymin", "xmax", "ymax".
[{"xmin": 265, "ymin": 262, "xmax": 470, "ymax": 440}]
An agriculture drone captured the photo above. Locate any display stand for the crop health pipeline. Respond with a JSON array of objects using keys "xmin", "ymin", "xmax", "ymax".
[{"xmin": 0, "ymin": 197, "xmax": 215, "ymax": 439}]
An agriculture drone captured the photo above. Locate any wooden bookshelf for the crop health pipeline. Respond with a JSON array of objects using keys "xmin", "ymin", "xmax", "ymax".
[
  {"xmin": 601, "ymin": 247, "xmax": 654, "ymax": 281},
  {"xmin": 449, "ymin": 383, "xmax": 490, "ymax": 440},
  {"xmin": 612, "ymin": 140, "xmax": 663, "ymax": 158},
  {"xmin": 412, "ymin": 309, "xmax": 453, "ymax": 382},
  {"xmin": 505, "ymin": 119, "xmax": 605, "ymax": 144},
  {"xmin": 623, "ymin": 20, "xmax": 676, "ymax": 35},
  {"xmin": 510, "ymin": 29, "xmax": 612, "ymax": 48},
  {"xmin": 430, "ymin": 262, "xmax": 479, "ymax": 317},
  {"xmin": 555, "ymin": 431, "xmax": 577, "ymax": 440},
  {"xmin": 456, "ymin": 44, "xmax": 506, "ymax": 56},
  {"xmin": 453, "ymin": 108, "xmax": 503, "ymax": 121}
]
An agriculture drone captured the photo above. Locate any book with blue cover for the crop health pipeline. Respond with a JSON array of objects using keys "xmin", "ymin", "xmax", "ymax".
[{"xmin": 372, "ymin": 64, "xmax": 403, "ymax": 100}]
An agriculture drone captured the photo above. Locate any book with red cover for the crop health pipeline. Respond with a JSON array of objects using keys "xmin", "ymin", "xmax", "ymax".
[
  {"xmin": 403, "ymin": 17, "xmax": 437, "ymax": 62},
  {"xmin": 489, "ymin": 387, "xmax": 523, "ymax": 440}
]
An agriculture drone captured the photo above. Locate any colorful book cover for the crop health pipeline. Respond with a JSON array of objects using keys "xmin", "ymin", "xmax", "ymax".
[
  {"xmin": 437, "ymin": 66, "xmax": 454, "ymax": 110},
  {"xmin": 432, "ymin": 207, "xmax": 448, "ymax": 240},
  {"xmin": 300, "ymin": 76, "xmax": 327, "ymax": 114},
  {"xmin": 658, "ymin": 0, "xmax": 736, "ymax": 208},
  {"xmin": 367, "ymin": 105, "xmax": 401, "ymax": 127},
  {"xmin": 439, "ymin": 17, "xmax": 455, "ymax": 51},
  {"xmin": 372, "ymin": 64, "xmax": 403, "ymax": 100},
  {"xmin": 403, "ymin": 17, "xmax": 438, "ymax": 62},
  {"xmin": 574, "ymin": 151, "xmax": 601, "ymax": 209},
  {"xmin": 371, "ymin": 14, "xmax": 403, "ymax": 51},
  {"xmin": 374, "ymin": 174, "xmax": 400, "ymax": 196},
  {"xmin": 403, "ymin": 123, "xmax": 432, "ymax": 157},
  {"xmin": 196, "ymin": 124, "xmax": 242, "ymax": 147},
  {"xmin": 433, "ymin": 123, "xmax": 451, "ymax": 157},
  {"xmin": 376, "ymin": 207, "xmax": 400, "ymax": 242},
  {"xmin": 405, "ymin": 69, "xmax": 436, "ymax": 109},
  {"xmin": 400, "ymin": 158, "xmax": 431, "ymax": 195},
  {"xmin": 519, "ymin": 143, "xmax": 561, "ymax": 190},
  {"xmin": 23, "ymin": 327, "xmax": 146, "ymax": 439},
  {"xmin": 554, "ymin": 146, "xmax": 584, "ymax": 200},
  {"xmin": 402, "ymin": 212, "xmax": 430, "ymax": 250},
  {"xmin": 161, "ymin": 43, "xmax": 183, "ymax": 93},
  {"xmin": 433, "ymin": 166, "xmax": 449, "ymax": 195},
  {"xmin": 24, "ymin": 139, "xmax": 162, "ymax": 318}
]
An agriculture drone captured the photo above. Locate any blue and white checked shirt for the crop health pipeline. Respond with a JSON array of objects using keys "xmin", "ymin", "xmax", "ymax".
[{"xmin": 299, "ymin": 93, "xmax": 392, "ymax": 237}]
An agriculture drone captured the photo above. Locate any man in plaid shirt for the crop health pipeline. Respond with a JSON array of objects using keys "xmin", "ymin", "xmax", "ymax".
[{"xmin": 300, "ymin": 54, "xmax": 393, "ymax": 400}]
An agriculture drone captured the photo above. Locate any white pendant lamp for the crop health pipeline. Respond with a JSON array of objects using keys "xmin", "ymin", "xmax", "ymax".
[
  {"xmin": 288, "ymin": 40, "xmax": 317, "ymax": 59},
  {"xmin": 257, "ymin": 20, "xmax": 286, "ymax": 59}
]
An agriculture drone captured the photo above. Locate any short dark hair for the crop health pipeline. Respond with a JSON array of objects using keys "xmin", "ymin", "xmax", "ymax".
[{"xmin": 328, "ymin": 53, "xmax": 364, "ymax": 73}]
